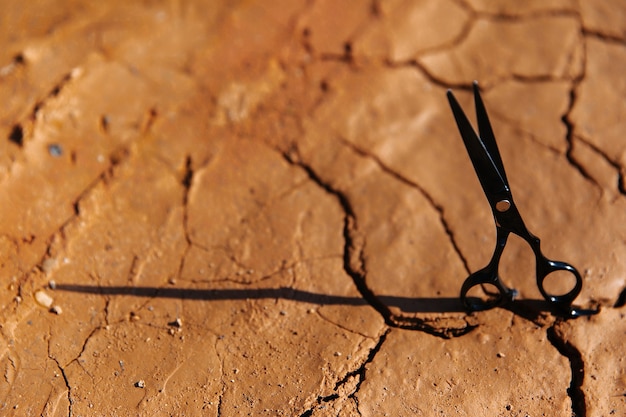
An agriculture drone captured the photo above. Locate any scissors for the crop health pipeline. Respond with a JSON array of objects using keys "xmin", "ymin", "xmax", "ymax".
[{"xmin": 446, "ymin": 82, "xmax": 585, "ymax": 317}]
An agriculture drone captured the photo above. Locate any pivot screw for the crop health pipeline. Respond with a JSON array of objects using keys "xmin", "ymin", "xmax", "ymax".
[{"xmin": 496, "ymin": 200, "xmax": 511, "ymax": 212}]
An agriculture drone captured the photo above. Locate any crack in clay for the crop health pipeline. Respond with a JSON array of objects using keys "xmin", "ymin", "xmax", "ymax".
[
  {"xmin": 314, "ymin": 310, "xmax": 377, "ymax": 340},
  {"xmin": 48, "ymin": 342, "xmax": 73, "ymax": 417},
  {"xmin": 547, "ymin": 323, "xmax": 586, "ymax": 417},
  {"xmin": 562, "ymin": 70, "xmax": 626, "ymax": 197},
  {"xmin": 176, "ymin": 155, "xmax": 195, "ymax": 285},
  {"xmin": 454, "ymin": 0, "xmax": 579, "ymax": 21},
  {"xmin": 583, "ymin": 29, "xmax": 626, "ymax": 46},
  {"xmin": 299, "ymin": 328, "xmax": 390, "ymax": 417},
  {"xmin": 214, "ymin": 336, "xmax": 226, "ymax": 417},
  {"xmin": 338, "ymin": 138, "xmax": 471, "ymax": 275},
  {"xmin": 281, "ymin": 151, "xmax": 476, "ymax": 338},
  {"xmin": 31, "ymin": 71, "xmax": 75, "ymax": 120},
  {"xmin": 555, "ymin": 38, "xmax": 613, "ymax": 196},
  {"xmin": 281, "ymin": 153, "xmax": 393, "ymax": 320},
  {"xmin": 576, "ymin": 136, "xmax": 626, "ymax": 196}
]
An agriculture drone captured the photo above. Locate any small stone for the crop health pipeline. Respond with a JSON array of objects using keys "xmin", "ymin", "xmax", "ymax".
[
  {"xmin": 35, "ymin": 290, "xmax": 54, "ymax": 308},
  {"xmin": 497, "ymin": 352, "xmax": 505, "ymax": 358},
  {"xmin": 48, "ymin": 144, "xmax": 63, "ymax": 157},
  {"xmin": 135, "ymin": 380, "xmax": 145, "ymax": 388},
  {"xmin": 334, "ymin": 352, "xmax": 342, "ymax": 357},
  {"xmin": 50, "ymin": 305, "xmax": 63, "ymax": 315},
  {"xmin": 279, "ymin": 310, "xmax": 287, "ymax": 316},
  {"xmin": 48, "ymin": 280, "xmax": 57, "ymax": 289}
]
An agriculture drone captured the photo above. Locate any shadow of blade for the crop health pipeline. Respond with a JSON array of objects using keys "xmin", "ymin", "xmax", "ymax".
[{"xmin": 55, "ymin": 284, "xmax": 468, "ymax": 313}]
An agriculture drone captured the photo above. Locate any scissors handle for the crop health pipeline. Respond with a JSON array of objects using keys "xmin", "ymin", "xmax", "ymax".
[
  {"xmin": 460, "ymin": 265, "xmax": 518, "ymax": 311},
  {"xmin": 535, "ymin": 258, "xmax": 583, "ymax": 306}
]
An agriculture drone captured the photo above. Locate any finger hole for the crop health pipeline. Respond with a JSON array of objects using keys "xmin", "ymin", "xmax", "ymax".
[
  {"xmin": 542, "ymin": 269, "xmax": 578, "ymax": 298},
  {"xmin": 464, "ymin": 283, "xmax": 503, "ymax": 310}
]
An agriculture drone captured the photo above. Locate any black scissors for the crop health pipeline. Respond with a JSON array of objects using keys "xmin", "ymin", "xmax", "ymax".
[{"xmin": 446, "ymin": 82, "xmax": 586, "ymax": 317}]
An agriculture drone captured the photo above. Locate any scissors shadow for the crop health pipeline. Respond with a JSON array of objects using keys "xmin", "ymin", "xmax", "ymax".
[{"xmin": 55, "ymin": 284, "xmax": 559, "ymax": 318}]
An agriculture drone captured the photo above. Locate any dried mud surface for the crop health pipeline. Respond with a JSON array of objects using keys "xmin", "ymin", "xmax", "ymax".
[{"xmin": 0, "ymin": 1, "xmax": 625, "ymax": 416}]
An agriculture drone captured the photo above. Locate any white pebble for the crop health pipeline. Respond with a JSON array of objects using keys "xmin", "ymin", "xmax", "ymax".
[{"xmin": 35, "ymin": 290, "xmax": 54, "ymax": 308}]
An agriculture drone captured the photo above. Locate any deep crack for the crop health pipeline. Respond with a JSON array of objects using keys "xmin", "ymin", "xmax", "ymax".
[
  {"xmin": 576, "ymin": 136, "xmax": 626, "ymax": 196},
  {"xmin": 547, "ymin": 324, "xmax": 586, "ymax": 417},
  {"xmin": 282, "ymin": 153, "xmax": 395, "ymax": 325},
  {"xmin": 562, "ymin": 85, "xmax": 603, "ymax": 191},
  {"xmin": 282, "ymin": 150, "xmax": 475, "ymax": 338},
  {"xmin": 299, "ymin": 328, "xmax": 390, "ymax": 417}
]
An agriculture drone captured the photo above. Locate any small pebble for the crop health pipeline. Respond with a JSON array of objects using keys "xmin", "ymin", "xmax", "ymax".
[
  {"xmin": 279, "ymin": 310, "xmax": 287, "ymax": 316},
  {"xmin": 497, "ymin": 352, "xmax": 505, "ymax": 358},
  {"xmin": 135, "ymin": 380, "xmax": 145, "ymax": 388},
  {"xmin": 48, "ymin": 280, "xmax": 57, "ymax": 289},
  {"xmin": 48, "ymin": 144, "xmax": 63, "ymax": 157},
  {"xmin": 35, "ymin": 290, "xmax": 54, "ymax": 308},
  {"xmin": 50, "ymin": 305, "xmax": 63, "ymax": 315}
]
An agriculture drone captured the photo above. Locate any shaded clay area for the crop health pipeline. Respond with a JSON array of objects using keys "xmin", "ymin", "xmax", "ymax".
[{"xmin": 0, "ymin": 1, "xmax": 625, "ymax": 416}]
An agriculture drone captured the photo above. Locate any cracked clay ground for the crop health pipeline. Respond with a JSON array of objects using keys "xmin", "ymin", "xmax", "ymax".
[{"xmin": 0, "ymin": 1, "xmax": 625, "ymax": 416}]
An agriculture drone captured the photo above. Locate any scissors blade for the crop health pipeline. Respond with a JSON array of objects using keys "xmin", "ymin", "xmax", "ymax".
[
  {"xmin": 473, "ymin": 81, "xmax": 508, "ymax": 185},
  {"xmin": 446, "ymin": 89, "xmax": 509, "ymax": 199}
]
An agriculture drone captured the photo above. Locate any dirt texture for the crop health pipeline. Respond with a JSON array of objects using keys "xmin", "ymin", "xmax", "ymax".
[{"xmin": 0, "ymin": 1, "xmax": 625, "ymax": 416}]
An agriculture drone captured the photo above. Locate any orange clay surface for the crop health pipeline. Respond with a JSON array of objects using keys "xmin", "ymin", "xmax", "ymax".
[{"xmin": 0, "ymin": 1, "xmax": 625, "ymax": 416}]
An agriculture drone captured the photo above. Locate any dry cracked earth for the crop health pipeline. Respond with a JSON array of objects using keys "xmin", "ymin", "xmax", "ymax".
[{"xmin": 0, "ymin": 1, "xmax": 625, "ymax": 416}]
